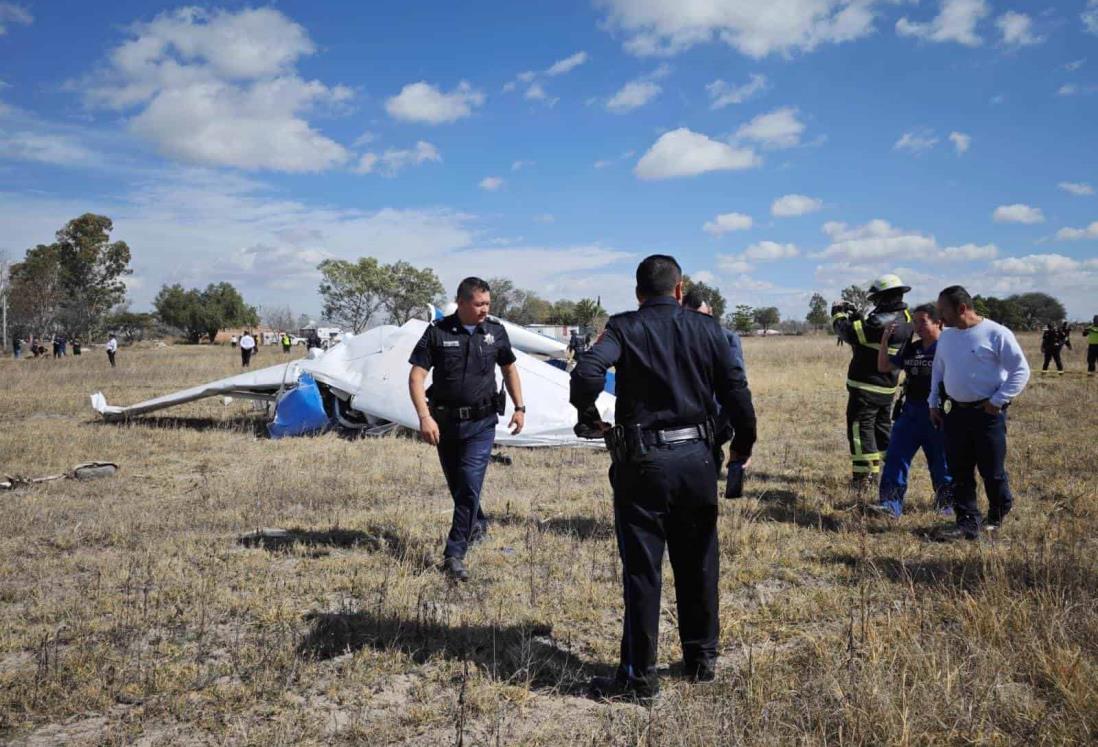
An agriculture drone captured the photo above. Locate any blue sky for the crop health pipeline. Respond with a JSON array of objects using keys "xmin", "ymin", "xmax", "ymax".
[{"xmin": 1, "ymin": 0, "xmax": 1096, "ymax": 319}]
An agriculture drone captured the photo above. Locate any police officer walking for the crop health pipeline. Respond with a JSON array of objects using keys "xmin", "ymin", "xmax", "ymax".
[
  {"xmin": 409, "ymin": 278, "xmax": 525, "ymax": 582},
  {"xmin": 1040, "ymin": 322, "xmax": 1068, "ymax": 375},
  {"xmin": 831, "ymin": 275, "xmax": 914, "ymax": 488},
  {"xmin": 570, "ymin": 255, "xmax": 756, "ymax": 702}
]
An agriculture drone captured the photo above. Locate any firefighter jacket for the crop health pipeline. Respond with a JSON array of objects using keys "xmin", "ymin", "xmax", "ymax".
[{"xmin": 832, "ymin": 301, "xmax": 914, "ymax": 395}]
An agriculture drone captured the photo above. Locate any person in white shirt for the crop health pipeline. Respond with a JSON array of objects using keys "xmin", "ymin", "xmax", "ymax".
[
  {"xmin": 105, "ymin": 334, "xmax": 118, "ymax": 368},
  {"xmin": 929, "ymin": 285, "xmax": 1030, "ymax": 539},
  {"xmin": 239, "ymin": 331, "xmax": 256, "ymax": 368}
]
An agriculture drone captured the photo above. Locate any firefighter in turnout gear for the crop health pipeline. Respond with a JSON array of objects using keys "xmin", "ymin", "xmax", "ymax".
[
  {"xmin": 1085, "ymin": 315, "xmax": 1098, "ymax": 376},
  {"xmin": 831, "ymin": 275, "xmax": 915, "ymax": 486}
]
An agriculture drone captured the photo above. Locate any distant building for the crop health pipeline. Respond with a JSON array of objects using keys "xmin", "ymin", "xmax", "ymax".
[{"xmin": 526, "ymin": 324, "xmax": 581, "ymax": 343}]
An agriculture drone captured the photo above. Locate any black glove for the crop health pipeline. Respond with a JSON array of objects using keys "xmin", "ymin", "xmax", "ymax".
[{"xmin": 574, "ymin": 422, "xmax": 609, "ymax": 439}]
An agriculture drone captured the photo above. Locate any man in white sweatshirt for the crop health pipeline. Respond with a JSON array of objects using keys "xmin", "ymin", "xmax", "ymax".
[{"xmin": 929, "ymin": 285, "xmax": 1030, "ymax": 540}]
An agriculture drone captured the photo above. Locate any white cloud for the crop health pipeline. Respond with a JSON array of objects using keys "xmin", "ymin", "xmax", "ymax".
[
  {"xmin": 993, "ymin": 253, "xmax": 1086, "ymax": 275},
  {"xmin": 76, "ymin": 7, "xmax": 351, "ymax": 172},
  {"xmin": 742, "ymin": 241, "xmax": 799, "ymax": 260},
  {"xmin": 386, "ymin": 80, "xmax": 484, "ymax": 124},
  {"xmin": 1085, "ymin": 1, "xmax": 1098, "ymax": 36},
  {"xmin": 996, "ymin": 11, "xmax": 1042, "ymax": 46},
  {"xmin": 705, "ymin": 73, "xmax": 767, "ymax": 109},
  {"xmin": 0, "ymin": 2, "xmax": 32, "ymax": 35},
  {"xmin": 948, "ymin": 131, "xmax": 971, "ymax": 154},
  {"xmin": 354, "ymin": 141, "xmax": 440, "ymax": 176},
  {"xmin": 771, "ymin": 193, "xmax": 822, "ymax": 217},
  {"xmin": 896, "ymin": 0, "xmax": 989, "ymax": 46},
  {"xmin": 703, "ymin": 212, "xmax": 753, "ymax": 235},
  {"xmin": 1065, "ymin": 59, "xmax": 1085, "ymax": 72},
  {"xmin": 993, "ymin": 203, "xmax": 1044, "ymax": 224},
  {"xmin": 1055, "ymin": 222, "xmax": 1098, "ymax": 240},
  {"xmin": 0, "ymin": 130, "xmax": 100, "ymax": 166},
  {"xmin": 735, "ymin": 107, "xmax": 805, "ymax": 149},
  {"xmin": 634, "ymin": 127, "xmax": 761, "ymax": 180},
  {"xmin": 1059, "ymin": 181, "xmax": 1095, "ymax": 196},
  {"xmin": 717, "ymin": 256, "xmax": 753, "ymax": 274},
  {"xmin": 545, "ymin": 51, "xmax": 588, "ymax": 76},
  {"xmin": 479, "ymin": 176, "xmax": 504, "ymax": 191},
  {"xmin": 606, "ymin": 80, "xmax": 662, "ymax": 113},
  {"xmin": 894, "ymin": 129, "xmax": 939, "ymax": 153},
  {"xmin": 511, "ymin": 159, "xmax": 534, "ymax": 171},
  {"xmin": 818, "ymin": 219, "xmax": 997, "ymax": 262},
  {"xmin": 524, "ymin": 82, "xmax": 549, "ymax": 101},
  {"xmin": 597, "ymin": 0, "xmax": 881, "ymax": 59},
  {"xmin": 1058, "ymin": 84, "xmax": 1078, "ymax": 96}
]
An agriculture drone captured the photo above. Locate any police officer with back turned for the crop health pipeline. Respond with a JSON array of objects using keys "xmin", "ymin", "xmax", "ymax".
[
  {"xmin": 571, "ymin": 255, "xmax": 757, "ymax": 703},
  {"xmin": 409, "ymin": 277, "xmax": 525, "ymax": 582}
]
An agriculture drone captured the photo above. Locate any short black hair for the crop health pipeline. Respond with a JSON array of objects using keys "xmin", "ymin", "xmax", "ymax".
[
  {"xmin": 456, "ymin": 277, "xmax": 490, "ymax": 301},
  {"xmin": 636, "ymin": 254, "xmax": 682, "ymax": 298},
  {"xmin": 937, "ymin": 285, "xmax": 973, "ymax": 310},
  {"xmin": 682, "ymin": 288, "xmax": 706, "ymax": 311},
  {"xmin": 913, "ymin": 303, "xmax": 940, "ymax": 322}
]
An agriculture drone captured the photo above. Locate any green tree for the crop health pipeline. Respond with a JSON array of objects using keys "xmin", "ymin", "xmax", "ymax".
[
  {"xmin": 53, "ymin": 214, "xmax": 132, "ymax": 337},
  {"xmin": 509, "ymin": 291, "xmax": 552, "ymax": 325},
  {"xmin": 485, "ymin": 277, "xmax": 519, "ymax": 319},
  {"xmin": 200, "ymin": 282, "xmax": 258, "ymax": 342},
  {"xmin": 153, "ymin": 282, "xmax": 257, "ymax": 343},
  {"xmin": 317, "ymin": 257, "xmax": 390, "ymax": 333},
  {"xmin": 9, "ymin": 243, "xmax": 65, "ymax": 336},
  {"xmin": 682, "ymin": 275, "xmax": 727, "ymax": 319},
  {"xmin": 753, "ymin": 306, "xmax": 780, "ymax": 333},
  {"xmin": 841, "ymin": 284, "xmax": 871, "ymax": 315},
  {"xmin": 573, "ymin": 298, "xmax": 606, "ymax": 329},
  {"xmin": 105, "ymin": 306, "xmax": 155, "ymax": 343},
  {"xmin": 978, "ymin": 296, "xmax": 1024, "ymax": 329},
  {"xmin": 1008, "ymin": 292, "xmax": 1066, "ymax": 329},
  {"xmin": 385, "ymin": 261, "xmax": 444, "ymax": 325},
  {"xmin": 547, "ymin": 299, "xmax": 577, "ymax": 325},
  {"xmin": 806, "ymin": 292, "xmax": 829, "ymax": 330},
  {"xmin": 730, "ymin": 304, "xmax": 754, "ymax": 335}
]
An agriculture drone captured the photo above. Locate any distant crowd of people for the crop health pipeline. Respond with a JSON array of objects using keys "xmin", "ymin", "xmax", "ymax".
[{"xmin": 10, "ymin": 333, "xmax": 118, "ymax": 367}]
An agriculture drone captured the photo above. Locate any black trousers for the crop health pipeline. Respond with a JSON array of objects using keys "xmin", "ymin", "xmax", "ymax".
[
  {"xmin": 610, "ymin": 439, "xmax": 718, "ymax": 692},
  {"xmin": 107, "ymin": 351, "xmax": 116, "ymax": 368},
  {"xmin": 241, "ymin": 348, "xmax": 252, "ymax": 367},
  {"xmin": 437, "ymin": 415, "xmax": 496, "ymax": 559},
  {"xmin": 1089, "ymin": 344, "xmax": 1098, "ymax": 373},
  {"xmin": 1042, "ymin": 349, "xmax": 1063, "ymax": 371},
  {"xmin": 846, "ymin": 387, "xmax": 894, "ymax": 480},
  {"xmin": 944, "ymin": 406, "xmax": 1013, "ymax": 532}
]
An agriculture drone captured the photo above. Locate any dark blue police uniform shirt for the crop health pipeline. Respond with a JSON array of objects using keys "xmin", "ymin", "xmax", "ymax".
[
  {"xmin": 409, "ymin": 314, "xmax": 517, "ymax": 407},
  {"xmin": 571, "ymin": 297, "xmax": 757, "ymax": 457},
  {"xmin": 890, "ymin": 338, "xmax": 936, "ymax": 403}
]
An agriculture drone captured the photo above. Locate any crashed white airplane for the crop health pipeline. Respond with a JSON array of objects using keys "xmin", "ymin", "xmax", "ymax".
[{"xmin": 91, "ymin": 309, "xmax": 614, "ymax": 447}]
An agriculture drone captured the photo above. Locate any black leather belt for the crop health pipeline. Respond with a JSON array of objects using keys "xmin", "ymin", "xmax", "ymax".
[
  {"xmin": 430, "ymin": 402, "xmax": 496, "ymax": 421},
  {"xmin": 950, "ymin": 398, "xmax": 988, "ymax": 409},
  {"xmin": 641, "ymin": 424, "xmax": 706, "ymax": 446}
]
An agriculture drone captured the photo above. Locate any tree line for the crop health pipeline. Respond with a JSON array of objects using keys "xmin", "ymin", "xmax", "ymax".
[{"xmin": 4, "ymin": 214, "xmax": 1075, "ymax": 347}]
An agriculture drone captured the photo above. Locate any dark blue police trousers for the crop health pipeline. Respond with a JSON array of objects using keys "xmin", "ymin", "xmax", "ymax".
[
  {"xmin": 438, "ymin": 415, "xmax": 496, "ymax": 559},
  {"xmin": 610, "ymin": 439, "xmax": 718, "ymax": 691},
  {"xmin": 944, "ymin": 406, "xmax": 1013, "ymax": 532}
]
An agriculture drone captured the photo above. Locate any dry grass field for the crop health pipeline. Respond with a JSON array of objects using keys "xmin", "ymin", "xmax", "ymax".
[{"xmin": 0, "ymin": 334, "xmax": 1095, "ymax": 745}]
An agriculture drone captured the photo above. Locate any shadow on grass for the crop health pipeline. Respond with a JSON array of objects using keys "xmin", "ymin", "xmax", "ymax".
[
  {"xmin": 823, "ymin": 551, "xmax": 1097, "ymax": 594},
  {"xmin": 298, "ymin": 612, "xmax": 611, "ymax": 695},
  {"xmin": 239, "ymin": 524, "xmax": 435, "ymax": 570},
  {"xmin": 752, "ymin": 490, "xmax": 843, "ymax": 532},
  {"xmin": 102, "ymin": 414, "xmax": 270, "ymax": 437},
  {"xmin": 495, "ymin": 513, "xmax": 615, "ymax": 541}
]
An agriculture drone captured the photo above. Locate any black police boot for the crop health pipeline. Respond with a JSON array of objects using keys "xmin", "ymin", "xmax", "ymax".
[
  {"xmin": 684, "ymin": 659, "xmax": 716, "ymax": 683},
  {"xmin": 588, "ymin": 675, "xmax": 659, "ymax": 705},
  {"xmin": 441, "ymin": 556, "xmax": 469, "ymax": 582},
  {"xmin": 932, "ymin": 525, "xmax": 979, "ymax": 542}
]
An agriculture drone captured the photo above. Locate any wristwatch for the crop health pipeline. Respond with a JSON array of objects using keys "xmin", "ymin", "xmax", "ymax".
[{"xmin": 514, "ymin": 405, "xmax": 527, "ymax": 413}]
